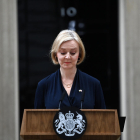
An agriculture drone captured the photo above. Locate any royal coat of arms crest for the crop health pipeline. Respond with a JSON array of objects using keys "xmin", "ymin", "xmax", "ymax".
[{"xmin": 53, "ymin": 107, "xmax": 87, "ymax": 140}]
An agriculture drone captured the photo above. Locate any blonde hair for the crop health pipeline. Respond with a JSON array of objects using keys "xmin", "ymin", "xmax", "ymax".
[{"xmin": 50, "ymin": 29, "xmax": 86, "ymax": 65}]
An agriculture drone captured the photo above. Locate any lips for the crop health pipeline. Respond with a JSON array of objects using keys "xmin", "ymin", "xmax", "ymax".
[{"xmin": 64, "ymin": 62, "xmax": 71, "ymax": 64}]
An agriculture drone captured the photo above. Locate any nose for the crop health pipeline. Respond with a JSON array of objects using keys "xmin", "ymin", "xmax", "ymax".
[{"xmin": 65, "ymin": 52, "xmax": 70, "ymax": 59}]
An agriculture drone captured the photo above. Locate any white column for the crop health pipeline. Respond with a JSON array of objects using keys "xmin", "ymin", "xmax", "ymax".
[
  {"xmin": 119, "ymin": 1, "xmax": 127, "ymax": 140},
  {"xmin": 119, "ymin": 0, "xmax": 140, "ymax": 140},
  {"xmin": 0, "ymin": 0, "xmax": 19, "ymax": 140}
]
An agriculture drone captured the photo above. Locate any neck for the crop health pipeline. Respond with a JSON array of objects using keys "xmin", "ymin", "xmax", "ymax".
[{"xmin": 60, "ymin": 67, "xmax": 77, "ymax": 80}]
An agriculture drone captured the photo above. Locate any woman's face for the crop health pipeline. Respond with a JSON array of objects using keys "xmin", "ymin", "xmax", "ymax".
[{"xmin": 56, "ymin": 40, "xmax": 79, "ymax": 69}]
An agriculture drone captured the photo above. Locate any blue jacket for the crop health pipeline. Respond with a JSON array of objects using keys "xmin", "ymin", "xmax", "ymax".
[{"xmin": 34, "ymin": 69, "xmax": 106, "ymax": 109}]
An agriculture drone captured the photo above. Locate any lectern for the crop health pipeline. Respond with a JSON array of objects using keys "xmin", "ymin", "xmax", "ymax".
[{"xmin": 20, "ymin": 109, "xmax": 121, "ymax": 140}]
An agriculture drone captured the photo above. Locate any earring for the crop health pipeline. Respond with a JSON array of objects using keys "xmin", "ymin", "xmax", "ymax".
[{"xmin": 77, "ymin": 57, "xmax": 80, "ymax": 63}]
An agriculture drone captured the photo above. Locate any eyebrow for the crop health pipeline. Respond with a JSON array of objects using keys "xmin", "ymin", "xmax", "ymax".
[{"xmin": 59, "ymin": 47, "xmax": 78, "ymax": 50}]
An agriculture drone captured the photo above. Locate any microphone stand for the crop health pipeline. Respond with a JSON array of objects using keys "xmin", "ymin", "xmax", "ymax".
[
  {"xmin": 81, "ymin": 101, "xmax": 83, "ymax": 109},
  {"xmin": 80, "ymin": 90, "xmax": 85, "ymax": 109},
  {"xmin": 58, "ymin": 91, "xmax": 66, "ymax": 109},
  {"xmin": 58, "ymin": 101, "xmax": 62, "ymax": 109}
]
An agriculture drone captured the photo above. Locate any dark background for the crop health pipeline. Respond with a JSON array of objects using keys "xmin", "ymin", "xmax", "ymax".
[{"xmin": 18, "ymin": 0, "xmax": 119, "ymax": 126}]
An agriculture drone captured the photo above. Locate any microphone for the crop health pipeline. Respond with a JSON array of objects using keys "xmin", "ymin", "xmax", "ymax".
[
  {"xmin": 80, "ymin": 90, "xmax": 85, "ymax": 109},
  {"xmin": 58, "ymin": 90, "xmax": 66, "ymax": 109}
]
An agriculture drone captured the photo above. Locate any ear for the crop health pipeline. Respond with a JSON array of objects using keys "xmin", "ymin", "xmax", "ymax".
[{"xmin": 55, "ymin": 52, "xmax": 58, "ymax": 58}]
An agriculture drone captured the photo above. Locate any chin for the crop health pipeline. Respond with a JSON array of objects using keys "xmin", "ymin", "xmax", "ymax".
[
  {"xmin": 62, "ymin": 65, "xmax": 74, "ymax": 69},
  {"xmin": 63, "ymin": 66, "xmax": 72, "ymax": 69}
]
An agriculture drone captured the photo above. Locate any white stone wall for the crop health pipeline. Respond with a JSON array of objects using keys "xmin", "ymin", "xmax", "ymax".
[
  {"xmin": 0, "ymin": 0, "xmax": 19, "ymax": 140},
  {"xmin": 119, "ymin": 0, "xmax": 140, "ymax": 140}
]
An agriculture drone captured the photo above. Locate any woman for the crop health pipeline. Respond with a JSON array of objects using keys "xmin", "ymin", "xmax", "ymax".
[{"xmin": 34, "ymin": 30, "xmax": 106, "ymax": 109}]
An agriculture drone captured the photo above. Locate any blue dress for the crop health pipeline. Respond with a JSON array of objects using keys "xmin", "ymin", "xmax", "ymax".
[{"xmin": 34, "ymin": 69, "xmax": 106, "ymax": 109}]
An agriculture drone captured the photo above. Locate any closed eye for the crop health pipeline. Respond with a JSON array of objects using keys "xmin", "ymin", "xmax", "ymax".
[
  {"xmin": 61, "ymin": 53, "xmax": 66, "ymax": 55},
  {"xmin": 70, "ymin": 53, "xmax": 76, "ymax": 55},
  {"xmin": 61, "ymin": 52, "xmax": 75, "ymax": 55}
]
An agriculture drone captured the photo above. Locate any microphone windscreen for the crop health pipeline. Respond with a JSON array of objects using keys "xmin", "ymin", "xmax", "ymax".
[
  {"xmin": 59, "ymin": 90, "xmax": 66, "ymax": 102},
  {"xmin": 81, "ymin": 90, "xmax": 85, "ymax": 102}
]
